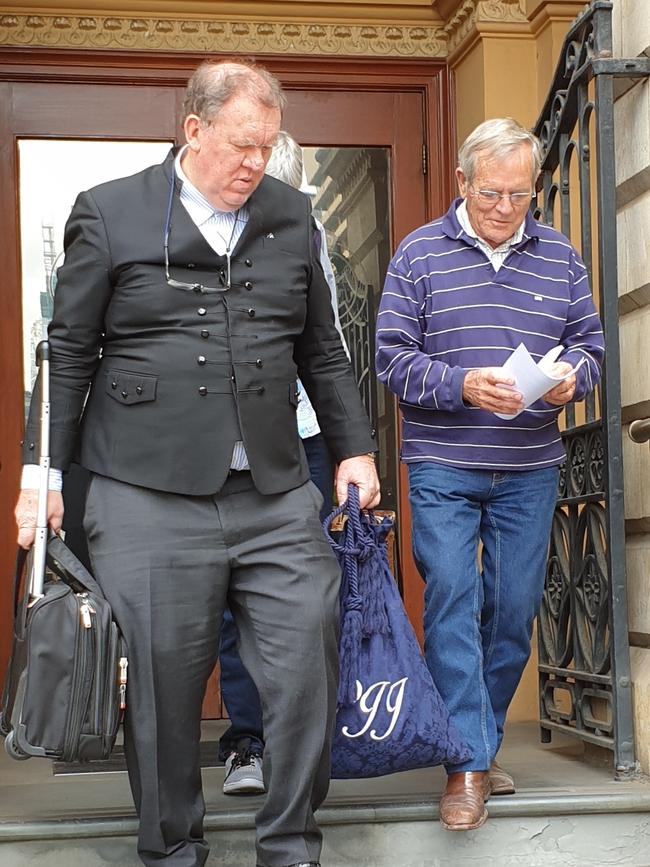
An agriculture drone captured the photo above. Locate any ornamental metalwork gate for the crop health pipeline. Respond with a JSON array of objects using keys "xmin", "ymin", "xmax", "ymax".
[{"xmin": 534, "ymin": 0, "xmax": 649, "ymax": 777}]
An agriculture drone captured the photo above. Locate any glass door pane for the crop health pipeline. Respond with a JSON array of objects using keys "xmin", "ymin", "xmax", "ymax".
[
  {"xmin": 18, "ymin": 139, "xmax": 172, "ymax": 413},
  {"xmin": 304, "ymin": 146, "xmax": 397, "ymax": 512}
]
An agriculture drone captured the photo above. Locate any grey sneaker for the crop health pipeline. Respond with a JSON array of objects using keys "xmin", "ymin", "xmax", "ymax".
[{"xmin": 223, "ymin": 746, "xmax": 265, "ymax": 795}]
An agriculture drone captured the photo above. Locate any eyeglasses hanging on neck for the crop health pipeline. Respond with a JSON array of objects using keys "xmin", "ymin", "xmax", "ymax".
[{"xmin": 163, "ymin": 170, "xmax": 240, "ymax": 294}]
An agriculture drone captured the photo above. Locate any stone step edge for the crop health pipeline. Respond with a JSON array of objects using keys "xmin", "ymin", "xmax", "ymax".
[{"xmin": 3, "ymin": 791, "xmax": 650, "ymax": 842}]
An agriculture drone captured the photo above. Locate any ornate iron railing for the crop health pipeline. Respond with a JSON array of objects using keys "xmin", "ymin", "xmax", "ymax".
[{"xmin": 534, "ymin": 0, "xmax": 649, "ymax": 778}]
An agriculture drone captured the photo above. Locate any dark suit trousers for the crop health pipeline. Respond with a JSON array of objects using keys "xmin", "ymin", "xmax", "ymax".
[{"xmin": 83, "ymin": 471, "xmax": 341, "ymax": 867}]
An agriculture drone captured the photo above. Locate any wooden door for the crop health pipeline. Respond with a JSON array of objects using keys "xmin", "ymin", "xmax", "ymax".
[
  {"xmin": 0, "ymin": 78, "xmax": 181, "ymax": 687},
  {"xmin": 0, "ymin": 60, "xmax": 449, "ymax": 718}
]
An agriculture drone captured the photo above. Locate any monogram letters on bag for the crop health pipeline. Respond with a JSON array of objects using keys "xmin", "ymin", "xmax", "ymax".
[{"xmin": 341, "ymin": 677, "xmax": 408, "ymax": 741}]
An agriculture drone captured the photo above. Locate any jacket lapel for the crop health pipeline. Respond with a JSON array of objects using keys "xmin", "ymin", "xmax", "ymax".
[{"xmin": 233, "ymin": 177, "xmax": 272, "ymax": 254}]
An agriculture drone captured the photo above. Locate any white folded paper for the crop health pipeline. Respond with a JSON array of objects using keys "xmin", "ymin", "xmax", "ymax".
[{"xmin": 494, "ymin": 343, "xmax": 583, "ymax": 420}]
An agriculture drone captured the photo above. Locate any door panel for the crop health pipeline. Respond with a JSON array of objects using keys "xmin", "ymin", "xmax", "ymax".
[
  {"xmin": 284, "ymin": 90, "xmax": 425, "ymax": 248},
  {"xmin": 11, "ymin": 83, "xmax": 181, "ymax": 137},
  {"xmin": 288, "ymin": 91, "xmax": 428, "ymax": 639},
  {"xmin": 0, "ymin": 77, "xmax": 430, "ymax": 717},
  {"xmin": 303, "ymin": 146, "xmax": 397, "ymax": 512},
  {"xmin": 0, "ymin": 80, "xmax": 180, "ymax": 708}
]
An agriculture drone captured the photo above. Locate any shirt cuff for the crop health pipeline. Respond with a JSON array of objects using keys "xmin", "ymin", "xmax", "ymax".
[{"xmin": 21, "ymin": 464, "xmax": 63, "ymax": 492}]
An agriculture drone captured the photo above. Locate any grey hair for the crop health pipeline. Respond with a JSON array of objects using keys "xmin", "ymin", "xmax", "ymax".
[
  {"xmin": 265, "ymin": 130, "xmax": 303, "ymax": 190},
  {"xmin": 183, "ymin": 58, "xmax": 286, "ymax": 124},
  {"xmin": 458, "ymin": 118, "xmax": 542, "ymax": 184}
]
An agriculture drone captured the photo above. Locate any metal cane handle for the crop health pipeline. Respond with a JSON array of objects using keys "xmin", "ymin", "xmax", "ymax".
[{"xmin": 31, "ymin": 340, "xmax": 51, "ymax": 599}]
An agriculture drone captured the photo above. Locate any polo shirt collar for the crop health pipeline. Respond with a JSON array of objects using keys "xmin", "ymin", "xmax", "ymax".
[{"xmin": 442, "ymin": 197, "xmax": 540, "ymax": 247}]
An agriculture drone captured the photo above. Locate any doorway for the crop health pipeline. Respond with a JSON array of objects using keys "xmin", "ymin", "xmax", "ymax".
[{"xmin": 0, "ymin": 54, "xmax": 451, "ymax": 718}]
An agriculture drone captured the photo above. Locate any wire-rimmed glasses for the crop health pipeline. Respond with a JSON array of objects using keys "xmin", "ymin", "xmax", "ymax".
[
  {"xmin": 469, "ymin": 187, "xmax": 536, "ymax": 208},
  {"xmin": 163, "ymin": 168, "xmax": 233, "ymax": 294},
  {"xmin": 164, "ymin": 236, "xmax": 230, "ymax": 294}
]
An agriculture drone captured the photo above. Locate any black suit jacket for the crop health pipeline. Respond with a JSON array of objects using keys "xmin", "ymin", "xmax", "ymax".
[{"xmin": 23, "ymin": 150, "xmax": 375, "ymax": 496}]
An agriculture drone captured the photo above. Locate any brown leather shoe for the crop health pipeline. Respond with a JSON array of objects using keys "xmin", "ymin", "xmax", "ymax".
[
  {"xmin": 439, "ymin": 771, "xmax": 491, "ymax": 831},
  {"xmin": 489, "ymin": 760, "xmax": 515, "ymax": 795}
]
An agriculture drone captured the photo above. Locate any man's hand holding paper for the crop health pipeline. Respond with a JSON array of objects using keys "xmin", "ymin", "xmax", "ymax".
[
  {"xmin": 494, "ymin": 343, "xmax": 583, "ymax": 419},
  {"xmin": 462, "ymin": 367, "xmax": 525, "ymax": 415},
  {"xmin": 542, "ymin": 361, "xmax": 576, "ymax": 406}
]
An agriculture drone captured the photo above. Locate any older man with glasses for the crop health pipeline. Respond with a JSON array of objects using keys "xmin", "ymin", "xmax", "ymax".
[
  {"xmin": 15, "ymin": 58, "xmax": 379, "ymax": 867},
  {"xmin": 376, "ymin": 117, "xmax": 604, "ymax": 832}
]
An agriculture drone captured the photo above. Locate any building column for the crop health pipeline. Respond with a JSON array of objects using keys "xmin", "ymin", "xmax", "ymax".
[
  {"xmin": 613, "ymin": 0, "xmax": 650, "ymax": 776},
  {"xmin": 442, "ymin": 0, "xmax": 586, "ymax": 142}
]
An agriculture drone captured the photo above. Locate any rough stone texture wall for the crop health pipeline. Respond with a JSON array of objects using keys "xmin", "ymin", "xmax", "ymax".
[{"xmin": 612, "ymin": 0, "xmax": 650, "ymax": 776}]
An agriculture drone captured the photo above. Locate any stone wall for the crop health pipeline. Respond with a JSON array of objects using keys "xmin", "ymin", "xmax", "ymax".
[{"xmin": 612, "ymin": 0, "xmax": 650, "ymax": 775}]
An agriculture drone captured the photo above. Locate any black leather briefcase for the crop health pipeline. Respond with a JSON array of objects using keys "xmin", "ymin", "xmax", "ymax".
[
  {"xmin": 1, "ymin": 537, "xmax": 127, "ymax": 762},
  {"xmin": 0, "ymin": 340, "xmax": 127, "ymax": 762}
]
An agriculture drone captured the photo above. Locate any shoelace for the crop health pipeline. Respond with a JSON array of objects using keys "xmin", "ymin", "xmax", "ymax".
[{"xmin": 230, "ymin": 744, "xmax": 262, "ymax": 770}]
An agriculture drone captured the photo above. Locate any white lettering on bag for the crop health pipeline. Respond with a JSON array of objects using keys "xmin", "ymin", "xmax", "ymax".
[{"xmin": 341, "ymin": 678, "xmax": 408, "ymax": 741}]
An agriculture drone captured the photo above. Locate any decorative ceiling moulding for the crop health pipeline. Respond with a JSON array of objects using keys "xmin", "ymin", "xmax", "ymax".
[
  {"xmin": 0, "ymin": 13, "xmax": 447, "ymax": 58},
  {"xmin": 444, "ymin": 0, "xmax": 530, "ymax": 63}
]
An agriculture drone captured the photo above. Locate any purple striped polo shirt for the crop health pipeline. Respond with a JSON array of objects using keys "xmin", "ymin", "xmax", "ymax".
[{"xmin": 375, "ymin": 200, "xmax": 604, "ymax": 471}]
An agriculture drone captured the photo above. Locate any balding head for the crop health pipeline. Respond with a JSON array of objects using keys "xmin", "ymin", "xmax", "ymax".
[{"xmin": 183, "ymin": 59, "xmax": 286, "ymax": 125}]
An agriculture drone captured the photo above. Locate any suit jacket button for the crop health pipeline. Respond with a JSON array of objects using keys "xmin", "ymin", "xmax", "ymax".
[
  {"xmin": 371, "ymin": 428, "xmax": 376, "ymax": 438},
  {"xmin": 245, "ymin": 281, "xmax": 253, "ymax": 290},
  {"xmin": 200, "ymin": 329, "xmax": 209, "ymax": 338},
  {"xmin": 258, "ymin": 386, "xmax": 265, "ymax": 395},
  {"xmin": 111, "ymin": 381, "xmax": 117, "ymax": 389},
  {"xmin": 198, "ymin": 386, "xmax": 208, "ymax": 396},
  {"xmin": 197, "ymin": 355, "xmax": 206, "ymax": 365},
  {"xmin": 28, "ymin": 442, "xmax": 35, "ymax": 451},
  {"xmin": 121, "ymin": 390, "xmax": 128, "ymax": 398},
  {"xmin": 255, "ymin": 358, "xmax": 263, "ymax": 368},
  {"xmin": 245, "ymin": 258, "xmax": 253, "ymax": 267},
  {"xmin": 136, "ymin": 386, "xmax": 143, "ymax": 395},
  {"xmin": 187, "ymin": 263, "xmax": 196, "ymax": 269},
  {"xmin": 248, "ymin": 308, "xmax": 255, "ymax": 318},
  {"xmin": 198, "ymin": 307, "xmax": 207, "ymax": 316}
]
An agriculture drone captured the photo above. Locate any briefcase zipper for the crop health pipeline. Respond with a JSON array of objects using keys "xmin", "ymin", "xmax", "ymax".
[
  {"xmin": 76, "ymin": 593, "xmax": 106, "ymax": 738},
  {"xmin": 78, "ymin": 596, "xmax": 125, "ymax": 745},
  {"xmin": 79, "ymin": 599, "xmax": 95, "ymax": 629},
  {"xmin": 62, "ymin": 597, "xmax": 94, "ymax": 760},
  {"xmin": 97, "ymin": 624, "xmax": 115, "ymax": 736},
  {"xmin": 118, "ymin": 656, "xmax": 128, "ymax": 711}
]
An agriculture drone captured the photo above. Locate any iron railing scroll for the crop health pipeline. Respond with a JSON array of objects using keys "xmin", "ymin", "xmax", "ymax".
[{"xmin": 534, "ymin": 0, "xmax": 649, "ymax": 779}]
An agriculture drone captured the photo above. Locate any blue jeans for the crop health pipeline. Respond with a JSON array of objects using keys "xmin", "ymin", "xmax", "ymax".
[
  {"xmin": 408, "ymin": 462, "xmax": 559, "ymax": 774},
  {"xmin": 218, "ymin": 434, "xmax": 334, "ymax": 759}
]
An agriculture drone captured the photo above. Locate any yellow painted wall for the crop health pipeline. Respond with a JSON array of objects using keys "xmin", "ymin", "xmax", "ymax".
[
  {"xmin": 483, "ymin": 38, "xmax": 538, "ymax": 127},
  {"xmin": 453, "ymin": 41, "xmax": 486, "ymax": 148}
]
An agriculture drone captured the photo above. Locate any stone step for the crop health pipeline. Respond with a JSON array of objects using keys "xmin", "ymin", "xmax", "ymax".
[{"xmin": 2, "ymin": 792, "xmax": 650, "ymax": 866}]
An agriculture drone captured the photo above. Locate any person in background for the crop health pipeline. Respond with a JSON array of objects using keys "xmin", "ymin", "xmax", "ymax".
[
  {"xmin": 376, "ymin": 117, "xmax": 603, "ymax": 832},
  {"xmin": 16, "ymin": 58, "xmax": 379, "ymax": 867},
  {"xmin": 218, "ymin": 129, "xmax": 350, "ymax": 796}
]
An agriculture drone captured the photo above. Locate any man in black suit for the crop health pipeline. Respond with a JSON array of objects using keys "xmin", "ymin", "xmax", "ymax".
[{"xmin": 15, "ymin": 58, "xmax": 379, "ymax": 867}]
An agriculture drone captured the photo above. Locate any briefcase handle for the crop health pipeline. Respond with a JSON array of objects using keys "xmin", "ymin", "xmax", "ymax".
[
  {"xmin": 11, "ymin": 533, "xmax": 107, "ymax": 620},
  {"xmin": 45, "ymin": 534, "xmax": 106, "ymax": 599}
]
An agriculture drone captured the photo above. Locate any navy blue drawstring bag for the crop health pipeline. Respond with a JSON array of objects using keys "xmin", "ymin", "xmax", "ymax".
[{"xmin": 324, "ymin": 485, "xmax": 471, "ymax": 779}]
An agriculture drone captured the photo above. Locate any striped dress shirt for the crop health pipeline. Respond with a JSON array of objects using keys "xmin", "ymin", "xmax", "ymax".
[{"xmin": 375, "ymin": 199, "xmax": 604, "ymax": 471}]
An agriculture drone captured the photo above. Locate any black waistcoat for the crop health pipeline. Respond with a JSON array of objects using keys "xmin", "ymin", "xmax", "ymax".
[{"xmin": 23, "ymin": 150, "xmax": 374, "ymax": 495}]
